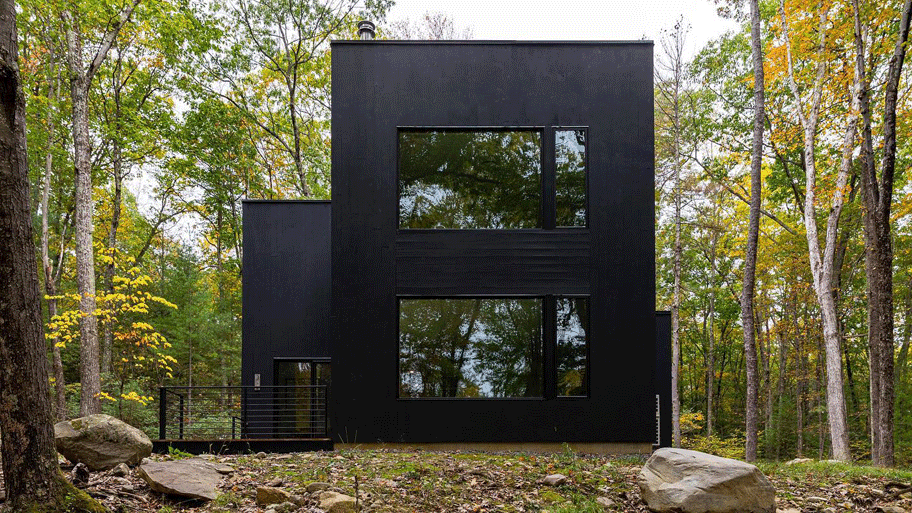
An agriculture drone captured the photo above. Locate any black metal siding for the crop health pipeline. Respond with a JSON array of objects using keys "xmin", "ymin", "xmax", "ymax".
[
  {"xmin": 331, "ymin": 42, "xmax": 655, "ymax": 443},
  {"xmin": 656, "ymin": 311, "xmax": 672, "ymax": 448},
  {"xmin": 242, "ymin": 201, "xmax": 332, "ymax": 388}
]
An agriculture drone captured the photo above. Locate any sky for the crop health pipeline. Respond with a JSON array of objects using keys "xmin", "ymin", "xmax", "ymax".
[{"xmin": 384, "ymin": 0, "xmax": 742, "ymax": 58}]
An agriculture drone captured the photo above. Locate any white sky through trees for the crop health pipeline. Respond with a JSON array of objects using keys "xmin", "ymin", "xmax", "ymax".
[{"xmin": 386, "ymin": 0, "xmax": 740, "ymax": 59}]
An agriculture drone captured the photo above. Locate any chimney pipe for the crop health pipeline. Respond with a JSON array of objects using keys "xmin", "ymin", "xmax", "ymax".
[{"xmin": 358, "ymin": 20, "xmax": 376, "ymax": 40}]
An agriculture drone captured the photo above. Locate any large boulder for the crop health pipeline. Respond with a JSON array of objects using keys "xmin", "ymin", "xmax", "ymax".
[
  {"xmin": 137, "ymin": 458, "xmax": 223, "ymax": 501},
  {"xmin": 55, "ymin": 414, "xmax": 152, "ymax": 471},
  {"xmin": 638, "ymin": 448, "xmax": 776, "ymax": 513}
]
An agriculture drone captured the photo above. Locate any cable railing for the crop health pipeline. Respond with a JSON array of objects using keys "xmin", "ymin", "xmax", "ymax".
[{"xmin": 158, "ymin": 385, "xmax": 328, "ymax": 440}]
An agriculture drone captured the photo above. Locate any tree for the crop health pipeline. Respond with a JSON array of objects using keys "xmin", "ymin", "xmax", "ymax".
[
  {"xmin": 0, "ymin": 0, "xmax": 103, "ymax": 508},
  {"xmin": 194, "ymin": 0, "xmax": 391, "ymax": 198},
  {"xmin": 64, "ymin": 0, "xmax": 140, "ymax": 415},
  {"xmin": 777, "ymin": 0, "xmax": 861, "ymax": 461},
  {"xmin": 655, "ymin": 18, "xmax": 689, "ymax": 448},
  {"xmin": 741, "ymin": 0, "xmax": 765, "ymax": 463},
  {"xmin": 852, "ymin": 0, "xmax": 912, "ymax": 467}
]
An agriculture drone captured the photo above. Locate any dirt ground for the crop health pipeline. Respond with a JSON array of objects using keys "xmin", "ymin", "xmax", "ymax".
[{"xmin": 3, "ymin": 449, "xmax": 912, "ymax": 512}]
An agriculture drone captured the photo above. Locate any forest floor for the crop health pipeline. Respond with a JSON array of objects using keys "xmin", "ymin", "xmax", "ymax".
[{"xmin": 6, "ymin": 449, "xmax": 912, "ymax": 512}]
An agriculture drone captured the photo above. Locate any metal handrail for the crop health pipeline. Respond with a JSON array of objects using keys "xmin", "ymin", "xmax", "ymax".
[{"xmin": 158, "ymin": 385, "xmax": 329, "ymax": 441}]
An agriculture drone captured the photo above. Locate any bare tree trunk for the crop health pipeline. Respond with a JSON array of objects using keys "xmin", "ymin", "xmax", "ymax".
[
  {"xmin": 657, "ymin": 22, "xmax": 688, "ymax": 449},
  {"xmin": 0, "ymin": 6, "xmax": 102, "ymax": 509},
  {"xmin": 852, "ymin": 0, "xmax": 911, "ymax": 467},
  {"xmin": 775, "ymin": 329, "xmax": 789, "ymax": 460},
  {"xmin": 101, "ymin": 53, "xmax": 124, "ymax": 377},
  {"xmin": 64, "ymin": 0, "xmax": 139, "ymax": 417},
  {"xmin": 67, "ymin": 38, "xmax": 102, "ymax": 416},
  {"xmin": 39, "ymin": 63, "xmax": 68, "ymax": 421},
  {"xmin": 707, "ymin": 292, "xmax": 715, "ymax": 439},
  {"xmin": 818, "ymin": 335, "xmax": 826, "ymax": 458},
  {"xmin": 742, "ymin": 0, "xmax": 765, "ymax": 463},
  {"xmin": 797, "ymin": 337, "xmax": 804, "ymax": 458},
  {"xmin": 781, "ymin": 1, "xmax": 855, "ymax": 461}
]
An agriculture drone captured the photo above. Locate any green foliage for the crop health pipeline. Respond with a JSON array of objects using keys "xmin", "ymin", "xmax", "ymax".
[{"xmin": 166, "ymin": 445, "xmax": 194, "ymax": 460}]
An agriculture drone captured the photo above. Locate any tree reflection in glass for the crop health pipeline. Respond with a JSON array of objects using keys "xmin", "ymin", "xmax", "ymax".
[
  {"xmin": 399, "ymin": 298, "xmax": 543, "ymax": 398},
  {"xmin": 555, "ymin": 130, "xmax": 587, "ymax": 227},
  {"xmin": 398, "ymin": 130, "xmax": 542, "ymax": 229},
  {"xmin": 556, "ymin": 297, "xmax": 588, "ymax": 396}
]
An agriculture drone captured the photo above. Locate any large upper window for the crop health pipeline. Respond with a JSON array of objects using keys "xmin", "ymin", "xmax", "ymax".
[
  {"xmin": 398, "ymin": 298, "xmax": 544, "ymax": 398},
  {"xmin": 398, "ymin": 130, "xmax": 543, "ymax": 229}
]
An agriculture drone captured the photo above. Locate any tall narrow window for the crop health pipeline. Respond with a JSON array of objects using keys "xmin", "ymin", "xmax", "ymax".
[
  {"xmin": 398, "ymin": 298, "xmax": 544, "ymax": 398},
  {"xmin": 556, "ymin": 297, "xmax": 588, "ymax": 396},
  {"xmin": 398, "ymin": 130, "xmax": 543, "ymax": 229},
  {"xmin": 555, "ymin": 129, "xmax": 587, "ymax": 227}
]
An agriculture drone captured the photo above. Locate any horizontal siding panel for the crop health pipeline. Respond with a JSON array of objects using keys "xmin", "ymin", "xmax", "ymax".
[{"xmin": 396, "ymin": 230, "xmax": 590, "ymax": 295}]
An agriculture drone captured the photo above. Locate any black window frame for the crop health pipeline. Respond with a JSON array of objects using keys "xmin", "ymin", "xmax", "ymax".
[
  {"xmin": 396, "ymin": 295, "xmax": 591, "ymax": 401},
  {"xmin": 396, "ymin": 126, "xmax": 589, "ymax": 231}
]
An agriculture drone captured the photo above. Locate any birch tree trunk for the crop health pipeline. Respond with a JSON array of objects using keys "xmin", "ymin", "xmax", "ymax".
[
  {"xmin": 742, "ymin": 0, "xmax": 765, "ymax": 462},
  {"xmin": 781, "ymin": 2, "xmax": 855, "ymax": 461}
]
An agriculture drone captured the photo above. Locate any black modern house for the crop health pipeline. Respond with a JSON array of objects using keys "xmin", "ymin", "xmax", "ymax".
[{"xmin": 159, "ymin": 37, "xmax": 669, "ymax": 453}]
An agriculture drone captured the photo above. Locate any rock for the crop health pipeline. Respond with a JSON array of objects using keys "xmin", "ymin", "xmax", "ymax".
[
  {"xmin": 255, "ymin": 451, "xmax": 267, "ymax": 458},
  {"xmin": 638, "ymin": 448, "xmax": 776, "ymax": 513},
  {"xmin": 596, "ymin": 496, "xmax": 616, "ymax": 509},
  {"xmin": 112, "ymin": 463, "xmax": 130, "ymax": 477},
  {"xmin": 784, "ymin": 458, "xmax": 812, "ymax": 465},
  {"xmin": 257, "ymin": 486, "xmax": 291, "ymax": 506},
  {"xmin": 212, "ymin": 463, "xmax": 235, "ymax": 474},
  {"xmin": 541, "ymin": 473, "xmax": 569, "ymax": 486},
  {"xmin": 54, "ymin": 414, "xmax": 152, "ymax": 471},
  {"xmin": 876, "ymin": 507, "xmax": 909, "ymax": 513},
  {"xmin": 111, "ymin": 477, "xmax": 130, "ymax": 486},
  {"xmin": 776, "ymin": 508, "xmax": 801, "ymax": 513},
  {"xmin": 71, "ymin": 462, "xmax": 90, "ymax": 487},
  {"xmin": 137, "ymin": 458, "xmax": 223, "ymax": 501},
  {"xmin": 319, "ymin": 491, "xmax": 358, "ymax": 513},
  {"xmin": 266, "ymin": 477, "xmax": 284, "ymax": 487},
  {"xmin": 307, "ymin": 481, "xmax": 332, "ymax": 493},
  {"xmin": 266, "ymin": 502, "xmax": 297, "ymax": 513}
]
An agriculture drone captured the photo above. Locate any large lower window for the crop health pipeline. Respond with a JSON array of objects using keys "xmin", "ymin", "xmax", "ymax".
[
  {"xmin": 398, "ymin": 130, "xmax": 543, "ymax": 229},
  {"xmin": 398, "ymin": 298, "xmax": 544, "ymax": 398}
]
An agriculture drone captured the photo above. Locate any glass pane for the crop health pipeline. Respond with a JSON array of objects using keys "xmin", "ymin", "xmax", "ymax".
[
  {"xmin": 556, "ymin": 297, "xmax": 588, "ymax": 396},
  {"xmin": 555, "ymin": 130, "xmax": 587, "ymax": 226},
  {"xmin": 274, "ymin": 361, "xmax": 315, "ymax": 436},
  {"xmin": 275, "ymin": 361, "xmax": 312, "ymax": 386},
  {"xmin": 398, "ymin": 130, "xmax": 542, "ymax": 229},
  {"xmin": 399, "ymin": 298, "xmax": 543, "ymax": 398}
]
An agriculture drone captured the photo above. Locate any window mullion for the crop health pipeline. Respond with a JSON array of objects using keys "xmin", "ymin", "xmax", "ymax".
[
  {"xmin": 544, "ymin": 295, "xmax": 557, "ymax": 399},
  {"xmin": 543, "ymin": 126, "xmax": 556, "ymax": 229}
]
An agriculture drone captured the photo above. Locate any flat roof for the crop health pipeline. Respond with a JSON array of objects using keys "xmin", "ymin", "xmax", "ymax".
[{"xmin": 331, "ymin": 40, "xmax": 653, "ymax": 45}]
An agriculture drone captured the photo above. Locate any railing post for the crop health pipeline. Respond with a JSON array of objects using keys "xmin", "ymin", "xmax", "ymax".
[
  {"xmin": 178, "ymin": 394, "xmax": 184, "ymax": 440},
  {"xmin": 324, "ymin": 385, "xmax": 329, "ymax": 438},
  {"xmin": 242, "ymin": 387, "xmax": 248, "ymax": 438},
  {"xmin": 159, "ymin": 387, "xmax": 166, "ymax": 439}
]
